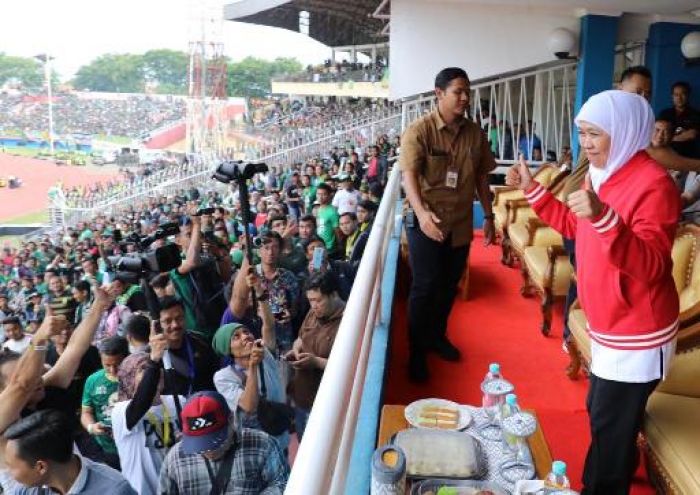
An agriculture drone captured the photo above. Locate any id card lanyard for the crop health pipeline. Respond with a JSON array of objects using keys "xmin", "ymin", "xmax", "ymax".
[
  {"xmin": 444, "ymin": 125, "xmax": 465, "ymax": 189},
  {"xmin": 146, "ymin": 404, "xmax": 171, "ymax": 448}
]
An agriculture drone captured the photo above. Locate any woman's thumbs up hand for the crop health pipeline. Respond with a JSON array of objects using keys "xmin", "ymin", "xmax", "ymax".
[
  {"xmin": 567, "ymin": 173, "xmax": 603, "ymax": 219},
  {"xmin": 505, "ymin": 154, "xmax": 535, "ymax": 191}
]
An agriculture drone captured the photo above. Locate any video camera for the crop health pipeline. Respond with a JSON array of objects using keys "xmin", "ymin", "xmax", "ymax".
[
  {"xmin": 108, "ymin": 222, "xmax": 182, "ymax": 284},
  {"xmin": 212, "ymin": 161, "xmax": 268, "ymax": 184}
]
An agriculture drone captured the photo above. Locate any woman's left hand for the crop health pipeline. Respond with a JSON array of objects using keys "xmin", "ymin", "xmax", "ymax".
[{"xmin": 567, "ymin": 174, "xmax": 603, "ymax": 219}]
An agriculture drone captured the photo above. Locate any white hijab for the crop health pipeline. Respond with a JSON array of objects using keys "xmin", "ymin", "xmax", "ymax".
[{"xmin": 574, "ymin": 90, "xmax": 655, "ymax": 193}]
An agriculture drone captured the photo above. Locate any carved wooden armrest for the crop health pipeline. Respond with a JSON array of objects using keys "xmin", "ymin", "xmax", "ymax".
[
  {"xmin": 546, "ymin": 245, "xmax": 568, "ymax": 260},
  {"xmin": 492, "ymin": 185, "xmax": 520, "ymax": 206},
  {"xmin": 678, "ymin": 319, "xmax": 700, "ymax": 352},
  {"xmin": 679, "ymin": 303, "xmax": 700, "ymax": 329},
  {"xmin": 504, "ymin": 198, "xmax": 532, "ymax": 225},
  {"xmin": 525, "ymin": 217, "xmax": 549, "ymax": 233}
]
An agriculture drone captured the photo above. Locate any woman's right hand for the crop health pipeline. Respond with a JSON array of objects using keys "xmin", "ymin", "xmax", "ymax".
[{"xmin": 505, "ymin": 155, "xmax": 535, "ymax": 191}]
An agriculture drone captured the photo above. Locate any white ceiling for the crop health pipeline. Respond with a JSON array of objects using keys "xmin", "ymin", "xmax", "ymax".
[{"xmin": 431, "ymin": 0, "xmax": 700, "ymax": 17}]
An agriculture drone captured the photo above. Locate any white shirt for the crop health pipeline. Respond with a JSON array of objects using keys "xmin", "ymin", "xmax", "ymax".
[
  {"xmin": 112, "ymin": 396, "xmax": 182, "ymax": 495},
  {"xmin": 590, "ymin": 339, "xmax": 676, "ymax": 383},
  {"xmin": 332, "ymin": 188, "xmax": 361, "ymax": 215},
  {"xmin": 2, "ymin": 335, "xmax": 32, "ymax": 354},
  {"xmin": 214, "ymin": 349, "xmax": 289, "ymax": 450}
]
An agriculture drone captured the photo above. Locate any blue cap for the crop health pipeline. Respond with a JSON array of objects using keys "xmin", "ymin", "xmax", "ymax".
[
  {"xmin": 552, "ymin": 460, "xmax": 567, "ymax": 476},
  {"xmin": 505, "ymin": 393, "xmax": 517, "ymax": 406},
  {"xmin": 489, "ymin": 363, "xmax": 500, "ymax": 374}
]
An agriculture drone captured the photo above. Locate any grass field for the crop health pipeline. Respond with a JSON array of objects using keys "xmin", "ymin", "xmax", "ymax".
[{"xmin": 3, "ymin": 210, "xmax": 49, "ymax": 225}]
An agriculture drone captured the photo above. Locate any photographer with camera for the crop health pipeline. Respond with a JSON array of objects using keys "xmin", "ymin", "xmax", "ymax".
[
  {"xmin": 253, "ymin": 232, "xmax": 300, "ymax": 354},
  {"xmin": 268, "ymin": 214, "xmax": 307, "ymax": 276},
  {"xmin": 168, "ymin": 206, "xmax": 228, "ymax": 341},
  {"xmin": 213, "ymin": 268, "xmax": 291, "ymax": 451},
  {"xmin": 154, "ymin": 296, "xmax": 219, "ymax": 396}
]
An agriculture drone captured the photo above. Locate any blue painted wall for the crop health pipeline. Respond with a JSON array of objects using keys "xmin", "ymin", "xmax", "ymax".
[
  {"xmin": 646, "ymin": 22, "xmax": 700, "ymax": 115},
  {"xmin": 572, "ymin": 14, "xmax": 620, "ymax": 164}
]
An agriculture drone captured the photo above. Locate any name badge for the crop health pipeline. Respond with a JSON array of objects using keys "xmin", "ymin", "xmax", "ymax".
[{"xmin": 445, "ymin": 167, "xmax": 459, "ymax": 189}]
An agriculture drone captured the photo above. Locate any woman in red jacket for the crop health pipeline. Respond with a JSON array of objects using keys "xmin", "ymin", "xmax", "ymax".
[{"xmin": 508, "ymin": 90, "xmax": 681, "ymax": 495}]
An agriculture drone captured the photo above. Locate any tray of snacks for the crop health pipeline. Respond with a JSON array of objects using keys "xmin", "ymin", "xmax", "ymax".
[
  {"xmin": 405, "ymin": 398, "xmax": 472, "ymax": 430},
  {"xmin": 410, "ymin": 478, "xmax": 508, "ymax": 495},
  {"xmin": 392, "ymin": 429, "xmax": 487, "ymax": 480}
]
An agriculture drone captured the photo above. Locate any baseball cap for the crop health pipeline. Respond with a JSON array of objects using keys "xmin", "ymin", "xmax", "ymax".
[{"xmin": 180, "ymin": 391, "xmax": 231, "ymax": 455}]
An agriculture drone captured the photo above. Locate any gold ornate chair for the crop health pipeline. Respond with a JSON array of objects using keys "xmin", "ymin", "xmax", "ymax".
[
  {"xmin": 493, "ymin": 164, "xmax": 568, "ymax": 265},
  {"xmin": 520, "ymin": 243, "xmax": 573, "ymax": 336},
  {"xmin": 640, "ymin": 344, "xmax": 700, "ymax": 494}
]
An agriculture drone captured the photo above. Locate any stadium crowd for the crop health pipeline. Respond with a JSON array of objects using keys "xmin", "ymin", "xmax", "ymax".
[
  {"xmin": 248, "ymin": 98, "xmax": 399, "ymax": 152},
  {"xmin": 0, "ymin": 92, "xmax": 185, "ymax": 140},
  {"xmin": 0, "ymin": 135, "xmax": 398, "ymax": 494},
  {"xmin": 279, "ymin": 59, "xmax": 388, "ymax": 84}
]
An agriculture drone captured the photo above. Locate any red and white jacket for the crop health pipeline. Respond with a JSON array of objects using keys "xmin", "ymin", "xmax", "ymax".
[{"xmin": 525, "ymin": 151, "xmax": 681, "ymax": 350}]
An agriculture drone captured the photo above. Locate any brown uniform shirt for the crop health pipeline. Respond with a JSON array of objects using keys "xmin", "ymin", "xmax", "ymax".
[
  {"xmin": 291, "ymin": 299, "xmax": 345, "ymax": 410},
  {"xmin": 400, "ymin": 110, "xmax": 497, "ymax": 247}
]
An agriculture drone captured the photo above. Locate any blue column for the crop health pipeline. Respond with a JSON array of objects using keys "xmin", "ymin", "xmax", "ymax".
[
  {"xmin": 646, "ymin": 22, "xmax": 700, "ymax": 115},
  {"xmin": 572, "ymin": 14, "xmax": 619, "ymax": 163}
]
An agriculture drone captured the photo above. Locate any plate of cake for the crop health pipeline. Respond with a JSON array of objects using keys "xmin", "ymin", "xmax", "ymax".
[{"xmin": 404, "ymin": 398, "xmax": 472, "ymax": 431}]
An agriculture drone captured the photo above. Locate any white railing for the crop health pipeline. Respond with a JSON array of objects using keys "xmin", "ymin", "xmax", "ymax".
[
  {"xmin": 49, "ymin": 113, "xmax": 402, "ymax": 226},
  {"xmin": 401, "ymin": 61, "xmax": 577, "ymax": 170},
  {"xmin": 285, "ymin": 159, "xmax": 401, "ymax": 495}
]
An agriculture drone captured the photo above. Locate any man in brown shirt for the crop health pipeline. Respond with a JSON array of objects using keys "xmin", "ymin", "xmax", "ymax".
[
  {"xmin": 285, "ymin": 271, "xmax": 345, "ymax": 439},
  {"xmin": 401, "ymin": 67, "xmax": 497, "ymax": 382}
]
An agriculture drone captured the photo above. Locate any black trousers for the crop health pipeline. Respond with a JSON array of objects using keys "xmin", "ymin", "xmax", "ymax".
[
  {"xmin": 582, "ymin": 374, "xmax": 659, "ymax": 495},
  {"xmin": 406, "ymin": 224, "xmax": 469, "ymax": 357}
]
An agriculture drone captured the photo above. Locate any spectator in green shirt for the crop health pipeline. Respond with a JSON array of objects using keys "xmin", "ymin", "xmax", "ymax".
[
  {"xmin": 315, "ymin": 183, "xmax": 340, "ymax": 253},
  {"xmin": 301, "ymin": 174, "xmax": 316, "ymax": 213},
  {"xmin": 81, "ymin": 335, "xmax": 128, "ymax": 470}
]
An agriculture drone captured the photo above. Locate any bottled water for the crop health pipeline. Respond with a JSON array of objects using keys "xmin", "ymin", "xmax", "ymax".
[
  {"xmin": 481, "ymin": 363, "xmax": 502, "ymax": 421},
  {"xmin": 500, "ymin": 393, "xmax": 519, "ymax": 448},
  {"xmin": 544, "ymin": 460, "xmax": 571, "ymax": 490}
]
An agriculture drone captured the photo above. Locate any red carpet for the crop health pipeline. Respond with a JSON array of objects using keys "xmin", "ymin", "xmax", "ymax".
[{"xmin": 385, "ymin": 232, "xmax": 655, "ymax": 494}]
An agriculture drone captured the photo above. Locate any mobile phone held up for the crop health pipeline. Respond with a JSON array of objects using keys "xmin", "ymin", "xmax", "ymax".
[{"xmin": 312, "ymin": 246, "xmax": 324, "ymax": 271}]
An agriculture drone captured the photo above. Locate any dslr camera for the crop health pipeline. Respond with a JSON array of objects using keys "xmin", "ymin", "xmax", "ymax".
[{"xmin": 212, "ymin": 161, "xmax": 268, "ymax": 184}]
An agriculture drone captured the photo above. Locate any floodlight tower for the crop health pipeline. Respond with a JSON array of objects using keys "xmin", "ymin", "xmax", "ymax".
[{"xmin": 186, "ymin": 0, "xmax": 228, "ymax": 163}]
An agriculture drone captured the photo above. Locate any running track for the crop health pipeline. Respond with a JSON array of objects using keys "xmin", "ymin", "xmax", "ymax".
[{"xmin": 0, "ymin": 154, "xmax": 118, "ymax": 222}]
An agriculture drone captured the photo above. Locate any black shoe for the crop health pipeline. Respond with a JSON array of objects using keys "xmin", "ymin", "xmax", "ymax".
[
  {"xmin": 429, "ymin": 338, "xmax": 462, "ymax": 362},
  {"xmin": 408, "ymin": 354, "xmax": 429, "ymax": 383}
]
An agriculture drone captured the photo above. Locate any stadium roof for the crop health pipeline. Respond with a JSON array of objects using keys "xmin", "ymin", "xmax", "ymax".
[{"xmin": 223, "ymin": 0, "xmax": 388, "ymax": 48}]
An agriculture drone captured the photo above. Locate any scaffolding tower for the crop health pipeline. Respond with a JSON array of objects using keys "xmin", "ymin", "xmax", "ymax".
[{"xmin": 186, "ymin": 0, "xmax": 228, "ymax": 163}]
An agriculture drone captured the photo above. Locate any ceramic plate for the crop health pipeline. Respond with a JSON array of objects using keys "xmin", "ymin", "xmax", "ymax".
[{"xmin": 404, "ymin": 398, "xmax": 472, "ymax": 431}]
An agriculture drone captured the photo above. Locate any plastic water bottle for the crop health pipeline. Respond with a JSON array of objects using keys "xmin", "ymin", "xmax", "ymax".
[
  {"xmin": 481, "ymin": 363, "xmax": 502, "ymax": 412},
  {"xmin": 544, "ymin": 460, "xmax": 571, "ymax": 490},
  {"xmin": 500, "ymin": 393, "xmax": 519, "ymax": 448}
]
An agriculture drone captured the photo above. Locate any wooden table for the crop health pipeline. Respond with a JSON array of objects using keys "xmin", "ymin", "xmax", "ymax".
[{"xmin": 377, "ymin": 404, "xmax": 553, "ymax": 479}]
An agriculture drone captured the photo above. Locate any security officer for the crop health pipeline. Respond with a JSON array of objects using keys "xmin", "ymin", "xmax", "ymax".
[{"xmin": 401, "ymin": 67, "xmax": 496, "ymax": 382}]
